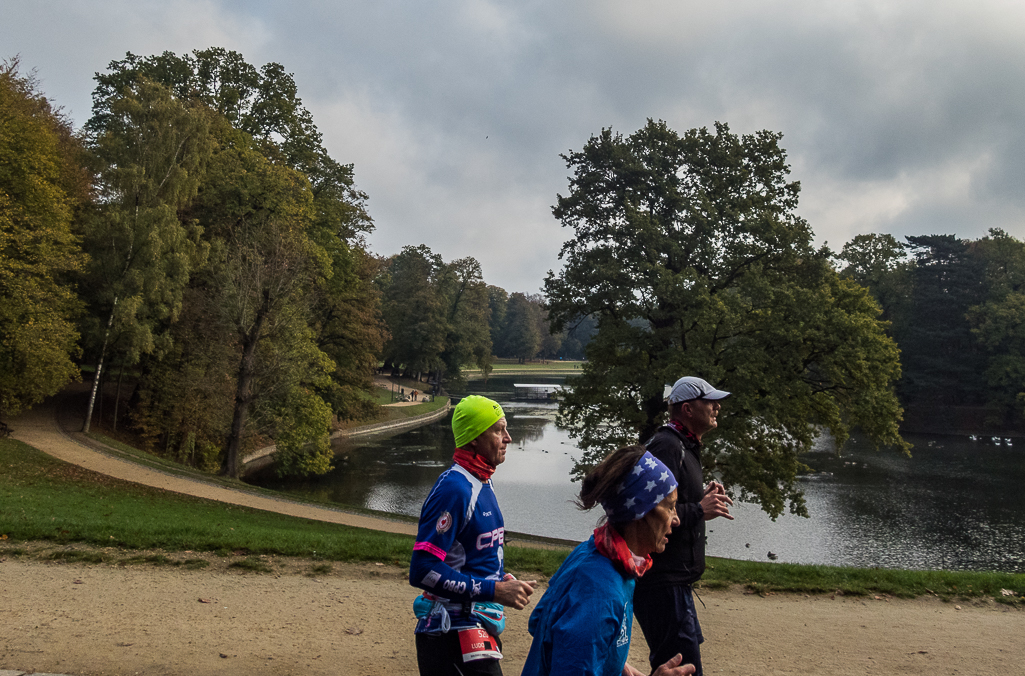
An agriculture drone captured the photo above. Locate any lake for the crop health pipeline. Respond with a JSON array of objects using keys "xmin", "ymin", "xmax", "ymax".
[{"xmin": 247, "ymin": 378, "xmax": 1025, "ymax": 573}]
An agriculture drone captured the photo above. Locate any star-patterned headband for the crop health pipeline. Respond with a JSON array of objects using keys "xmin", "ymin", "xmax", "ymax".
[{"xmin": 601, "ymin": 451, "xmax": 678, "ymax": 523}]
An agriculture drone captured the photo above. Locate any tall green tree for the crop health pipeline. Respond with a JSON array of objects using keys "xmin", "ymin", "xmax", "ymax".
[
  {"xmin": 545, "ymin": 120, "xmax": 907, "ymax": 517},
  {"xmin": 486, "ymin": 285, "xmax": 509, "ymax": 357},
  {"xmin": 125, "ymin": 119, "xmax": 337, "ymax": 478},
  {"xmin": 835, "ymin": 233, "xmax": 912, "ymax": 326},
  {"xmin": 379, "ymin": 245, "xmax": 448, "ymax": 379},
  {"xmin": 79, "ymin": 77, "xmax": 214, "ymax": 432},
  {"xmin": 966, "ymin": 229, "xmax": 1025, "ymax": 423},
  {"xmin": 438, "ymin": 256, "xmax": 492, "ymax": 384},
  {"xmin": 90, "ymin": 49, "xmax": 380, "ymax": 423},
  {"xmin": 190, "ymin": 124, "xmax": 334, "ymax": 478},
  {"xmin": 0, "ymin": 60, "xmax": 89, "ymax": 420},
  {"xmin": 502, "ymin": 292, "xmax": 543, "ymax": 363},
  {"xmin": 897, "ymin": 234, "xmax": 988, "ymax": 407}
]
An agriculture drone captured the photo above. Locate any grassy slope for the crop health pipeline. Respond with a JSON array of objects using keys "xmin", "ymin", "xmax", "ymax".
[{"xmin": 2, "ymin": 437, "xmax": 1023, "ymax": 603}]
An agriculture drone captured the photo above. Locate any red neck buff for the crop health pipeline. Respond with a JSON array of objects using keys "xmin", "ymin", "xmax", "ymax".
[
  {"xmin": 453, "ymin": 448, "xmax": 496, "ymax": 482},
  {"xmin": 593, "ymin": 523, "xmax": 652, "ymax": 578},
  {"xmin": 666, "ymin": 419, "xmax": 700, "ymax": 445}
]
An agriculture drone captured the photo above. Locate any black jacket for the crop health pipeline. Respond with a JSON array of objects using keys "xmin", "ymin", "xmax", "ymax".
[{"xmin": 635, "ymin": 424, "xmax": 706, "ymax": 588}]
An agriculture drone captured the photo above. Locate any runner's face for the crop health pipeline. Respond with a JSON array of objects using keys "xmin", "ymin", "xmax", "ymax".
[
  {"xmin": 468, "ymin": 418, "xmax": 511, "ymax": 466},
  {"xmin": 640, "ymin": 489, "xmax": 679, "ymax": 555},
  {"xmin": 683, "ymin": 398, "xmax": 721, "ymax": 437}
]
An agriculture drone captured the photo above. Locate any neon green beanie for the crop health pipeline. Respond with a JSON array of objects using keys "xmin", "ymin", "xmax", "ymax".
[{"xmin": 452, "ymin": 395, "xmax": 505, "ymax": 449}]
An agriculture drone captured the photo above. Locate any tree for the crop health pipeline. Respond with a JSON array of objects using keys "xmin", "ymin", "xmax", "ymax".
[
  {"xmin": 90, "ymin": 49, "xmax": 381, "ymax": 424},
  {"xmin": 545, "ymin": 120, "xmax": 907, "ymax": 518},
  {"xmin": 503, "ymin": 292, "xmax": 542, "ymax": 363},
  {"xmin": 0, "ymin": 60, "xmax": 89, "ymax": 420},
  {"xmin": 966, "ymin": 229, "xmax": 1025, "ymax": 424},
  {"xmin": 486, "ymin": 285, "xmax": 509, "ymax": 356},
  {"xmin": 438, "ymin": 256, "xmax": 492, "ymax": 385},
  {"xmin": 897, "ymin": 234, "xmax": 988, "ymax": 407},
  {"xmin": 835, "ymin": 233, "xmax": 912, "ymax": 325},
  {"xmin": 79, "ymin": 77, "xmax": 214, "ymax": 433},
  {"xmin": 125, "ymin": 121, "xmax": 336, "ymax": 478},
  {"xmin": 89, "ymin": 48, "xmax": 373, "ymax": 239},
  {"xmin": 311, "ymin": 242, "xmax": 388, "ymax": 421},
  {"xmin": 379, "ymin": 245, "xmax": 448, "ymax": 378},
  {"xmin": 192, "ymin": 124, "xmax": 334, "ymax": 478}
]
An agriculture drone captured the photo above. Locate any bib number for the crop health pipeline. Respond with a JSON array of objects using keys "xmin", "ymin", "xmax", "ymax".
[{"xmin": 457, "ymin": 626, "xmax": 501, "ymax": 662}]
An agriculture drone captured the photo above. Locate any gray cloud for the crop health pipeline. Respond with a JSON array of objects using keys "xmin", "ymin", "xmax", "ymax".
[{"xmin": 3, "ymin": 0, "xmax": 1024, "ymax": 291}]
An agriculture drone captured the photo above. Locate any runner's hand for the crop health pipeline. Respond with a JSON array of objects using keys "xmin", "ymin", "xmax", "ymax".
[
  {"xmin": 700, "ymin": 490, "xmax": 734, "ymax": 521},
  {"xmin": 494, "ymin": 579, "xmax": 537, "ymax": 609},
  {"xmin": 652, "ymin": 654, "xmax": 696, "ymax": 676},
  {"xmin": 704, "ymin": 480, "xmax": 725, "ymax": 496}
]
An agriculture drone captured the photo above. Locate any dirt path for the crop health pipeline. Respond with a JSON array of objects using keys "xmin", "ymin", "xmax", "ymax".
[
  {"xmin": 2, "ymin": 556, "xmax": 1022, "ymax": 676},
  {"xmin": 4, "ymin": 394, "xmax": 1024, "ymax": 675},
  {"xmin": 9, "ymin": 390, "xmax": 418, "ymax": 536}
]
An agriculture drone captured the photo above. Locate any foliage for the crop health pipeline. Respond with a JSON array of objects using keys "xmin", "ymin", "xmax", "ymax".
[
  {"xmin": 310, "ymin": 234, "xmax": 387, "ymax": 422},
  {"xmin": 545, "ymin": 120, "xmax": 907, "ymax": 517},
  {"xmin": 379, "ymin": 244, "xmax": 448, "ymax": 377},
  {"xmin": 193, "ymin": 124, "xmax": 334, "ymax": 477},
  {"xmin": 835, "ymin": 233, "xmax": 912, "ymax": 325},
  {"xmin": 486, "ymin": 285, "xmax": 509, "ymax": 355},
  {"xmin": 437, "ymin": 256, "xmax": 492, "ymax": 384},
  {"xmin": 834, "ymin": 229, "xmax": 1025, "ymax": 428},
  {"xmin": 965, "ymin": 229, "xmax": 1025, "ymax": 421},
  {"xmin": 78, "ymin": 76, "xmax": 215, "ymax": 437},
  {"xmin": 81, "ymin": 49, "xmax": 382, "ymax": 475},
  {"xmin": 88, "ymin": 47, "xmax": 372, "ymax": 237},
  {"xmin": 502, "ymin": 292, "xmax": 543, "ymax": 362},
  {"xmin": 87, "ymin": 47, "xmax": 380, "ymax": 413},
  {"xmin": 0, "ymin": 59, "xmax": 89, "ymax": 418},
  {"xmin": 895, "ymin": 234, "xmax": 988, "ymax": 407}
]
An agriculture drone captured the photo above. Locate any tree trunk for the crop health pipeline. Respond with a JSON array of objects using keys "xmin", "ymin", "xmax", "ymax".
[
  {"xmin": 84, "ymin": 299, "xmax": 117, "ymax": 434},
  {"xmin": 222, "ymin": 292, "xmax": 270, "ymax": 478},
  {"xmin": 113, "ymin": 362, "xmax": 125, "ymax": 432}
]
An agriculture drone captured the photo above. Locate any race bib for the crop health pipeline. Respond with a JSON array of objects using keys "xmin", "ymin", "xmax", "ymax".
[{"xmin": 457, "ymin": 626, "xmax": 502, "ymax": 662}]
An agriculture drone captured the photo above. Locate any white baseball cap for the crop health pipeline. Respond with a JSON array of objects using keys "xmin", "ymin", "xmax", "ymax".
[{"xmin": 666, "ymin": 376, "xmax": 730, "ymax": 403}]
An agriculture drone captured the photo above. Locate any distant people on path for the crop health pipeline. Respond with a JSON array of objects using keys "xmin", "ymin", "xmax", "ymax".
[
  {"xmin": 520, "ymin": 445, "xmax": 695, "ymax": 676},
  {"xmin": 633, "ymin": 376, "xmax": 735, "ymax": 676},
  {"xmin": 410, "ymin": 395, "xmax": 538, "ymax": 675}
]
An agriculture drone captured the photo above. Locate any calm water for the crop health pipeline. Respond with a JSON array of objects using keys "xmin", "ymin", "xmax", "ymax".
[{"xmin": 248, "ymin": 378, "xmax": 1025, "ymax": 573}]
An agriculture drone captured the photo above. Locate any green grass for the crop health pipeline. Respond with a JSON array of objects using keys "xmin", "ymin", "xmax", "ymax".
[
  {"xmin": 464, "ymin": 360, "xmax": 585, "ymax": 378},
  {"xmin": 2, "ymin": 436, "xmax": 1024, "ymax": 604},
  {"xmin": 700, "ymin": 557, "xmax": 1025, "ymax": 603}
]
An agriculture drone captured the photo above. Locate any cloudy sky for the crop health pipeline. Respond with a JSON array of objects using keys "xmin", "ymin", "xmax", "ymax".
[{"xmin": 4, "ymin": 1, "xmax": 1024, "ymax": 292}]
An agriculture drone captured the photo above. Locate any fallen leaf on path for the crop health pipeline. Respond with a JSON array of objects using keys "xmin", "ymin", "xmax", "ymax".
[
  {"xmin": 346, "ymin": 627, "xmax": 363, "ymax": 635},
  {"xmin": 198, "ymin": 598, "xmax": 213, "ymax": 604},
  {"xmin": 1001, "ymin": 589, "xmax": 1015, "ymax": 596}
]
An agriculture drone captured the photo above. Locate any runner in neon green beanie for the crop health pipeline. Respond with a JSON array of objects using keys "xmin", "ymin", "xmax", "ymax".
[{"xmin": 452, "ymin": 395, "xmax": 505, "ymax": 448}]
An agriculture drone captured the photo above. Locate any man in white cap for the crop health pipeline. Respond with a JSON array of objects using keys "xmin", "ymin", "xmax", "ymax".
[{"xmin": 633, "ymin": 377, "xmax": 735, "ymax": 676}]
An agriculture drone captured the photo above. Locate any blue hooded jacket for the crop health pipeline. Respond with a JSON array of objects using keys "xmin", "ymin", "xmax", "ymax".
[{"xmin": 521, "ymin": 536, "xmax": 634, "ymax": 676}]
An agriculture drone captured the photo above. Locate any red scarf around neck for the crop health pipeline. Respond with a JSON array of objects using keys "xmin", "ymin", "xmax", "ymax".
[
  {"xmin": 453, "ymin": 448, "xmax": 496, "ymax": 482},
  {"xmin": 593, "ymin": 523, "xmax": 652, "ymax": 578},
  {"xmin": 666, "ymin": 419, "xmax": 700, "ymax": 445}
]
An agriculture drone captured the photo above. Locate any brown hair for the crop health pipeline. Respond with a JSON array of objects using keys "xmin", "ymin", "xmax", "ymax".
[{"xmin": 576, "ymin": 445, "xmax": 647, "ymax": 519}]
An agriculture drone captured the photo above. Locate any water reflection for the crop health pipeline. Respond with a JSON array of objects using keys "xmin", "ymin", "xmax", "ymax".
[{"xmin": 247, "ymin": 378, "xmax": 1025, "ymax": 572}]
